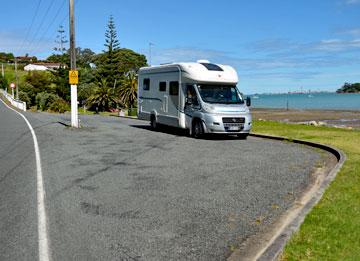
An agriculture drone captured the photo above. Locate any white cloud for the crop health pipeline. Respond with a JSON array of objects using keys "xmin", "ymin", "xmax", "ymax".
[
  {"xmin": 313, "ymin": 39, "xmax": 360, "ymax": 51},
  {"xmin": 338, "ymin": 28, "xmax": 360, "ymax": 37}
]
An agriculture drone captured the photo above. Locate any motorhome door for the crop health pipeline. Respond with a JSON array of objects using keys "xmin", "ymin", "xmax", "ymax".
[{"xmin": 184, "ymin": 84, "xmax": 200, "ymax": 128}]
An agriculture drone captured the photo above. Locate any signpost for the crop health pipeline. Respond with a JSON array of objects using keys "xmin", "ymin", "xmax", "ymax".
[{"xmin": 10, "ymin": 82, "xmax": 15, "ymax": 98}]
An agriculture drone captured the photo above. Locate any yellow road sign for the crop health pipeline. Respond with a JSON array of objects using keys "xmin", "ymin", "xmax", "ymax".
[{"xmin": 69, "ymin": 70, "xmax": 79, "ymax": 85}]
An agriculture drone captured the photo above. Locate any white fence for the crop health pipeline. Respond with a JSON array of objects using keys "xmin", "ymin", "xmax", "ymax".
[{"xmin": 0, "ymin": 89, "xmax": 27, "ymax": 111}]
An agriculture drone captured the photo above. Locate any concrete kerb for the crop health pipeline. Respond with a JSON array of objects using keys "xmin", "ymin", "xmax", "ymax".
[{"xmin": 227, "ymin": 133, "xmax": 346, "ymax": 261}]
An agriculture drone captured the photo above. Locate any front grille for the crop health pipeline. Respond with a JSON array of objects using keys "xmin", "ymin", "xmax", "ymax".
[
  {"xmin": 222, "ymin": 117, "xmax": 245, "ymax": 132},
  {"xmin": 222, "ymin": 117, "xmax": 245, "ymax": 124}
]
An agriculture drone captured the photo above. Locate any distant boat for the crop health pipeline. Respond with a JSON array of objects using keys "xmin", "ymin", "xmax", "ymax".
[
  {"xmin": 308, "ymin": 94, "xmax": 314, "ymax": 98},
  {"xmin": 253, "ymin": 96, "xmax": 259, "ymax": 99}
]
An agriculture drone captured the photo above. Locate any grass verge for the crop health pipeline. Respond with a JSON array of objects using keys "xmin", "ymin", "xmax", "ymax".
[{"xmin": 252, "ymin": 120, "xmax": 360, "ymax": 260}]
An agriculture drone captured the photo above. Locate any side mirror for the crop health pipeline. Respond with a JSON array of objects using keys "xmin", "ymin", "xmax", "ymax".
[{"xmin": 246, "ymin": 97, "xmax": 251, "ymax": 107}]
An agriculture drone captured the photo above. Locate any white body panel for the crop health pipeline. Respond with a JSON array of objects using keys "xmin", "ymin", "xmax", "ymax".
[{"xmin": 137, "ymin": 61, "xmax": 252, "ymax": 135}]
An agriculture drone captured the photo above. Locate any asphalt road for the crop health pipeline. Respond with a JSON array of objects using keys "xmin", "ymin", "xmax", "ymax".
[{"xmin": 0, "ymin": 101, "xmax": 326, "ymax": 261}]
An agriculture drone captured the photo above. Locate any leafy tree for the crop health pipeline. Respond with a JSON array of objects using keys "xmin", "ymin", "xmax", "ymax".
[
  {"xmin": 47, "ymin": 48, "xmax": 95, "ymax": 68},
  {"xmin": 78, "ymin": 82, "xmax": 97, "ymax": 106},
  {"xmin": 116, "ymin": 48, "xmax": 147, "ymax": 74},
  {"xmin": 25, "ymin": 71, "xmax": 53, "ymax": 93},
  {"xmin": 50, "ymin": 67, "xmax": 70, "ymax": 101},
  {"xmin": 97, "ymin": 15, "xmax": 121, "ymax": 87},
  {"xmin": 54, "ymin": 26, "xmax": 68, "ymax": 55},
  {"xmin": 76, "ymin": 48, "xmax": 96, "ymax": 68},
  {"xmin": 95, "ymin": 48, "xmax": 147, "ymax": 76},
  {"xmin": 118, "ymin": 71, "xmax": 138, "ymax": 108},
  {"xmin": 46, "ymin": 53, "xmax": 70, "ymax": 65},
  {"xmin": 105, "ymin": 15, "xmax": 120, "ymax": 53},
  {"xmin": 337, "ymin": 82, "xmax": 360, "ymax": 93},
  {"xmin": 0, "ymin": 52, "xmax": 14, "ymax": 63},
  {"xmin": 86, "ymin": 79, "xmax": 119, "ymax": 111}
]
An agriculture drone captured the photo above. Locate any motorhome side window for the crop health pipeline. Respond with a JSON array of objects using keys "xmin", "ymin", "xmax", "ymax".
[
  {"xmin": 143, "ymin": 78, "xmax": 150, "ymax": 90},
  {"xmin": 159, "ymin": 82, "xmax": 166, "ymax": 92},
  {"xmin": 186, "ymin": 85, "xmax": 199, "ymax": 105},
  {"xmin": 169, "ymin": 81, "xmax": 179, "ymax": 96}
]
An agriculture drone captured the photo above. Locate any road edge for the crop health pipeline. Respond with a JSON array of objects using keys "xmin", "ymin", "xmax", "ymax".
[
  {"xmin": 0, "ymin": 97, "xmax": 51, "ymax": 261},
  {"xmin": 228, "ymin": 133, "xmax": 346, "ymax": 261}
]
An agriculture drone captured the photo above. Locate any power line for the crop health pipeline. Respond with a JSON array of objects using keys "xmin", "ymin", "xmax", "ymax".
[
  {"xmin": 30, "ymin": 0, "xmax": 67, "ymax": 55},
  {"xmin": 19, "ymin": 0, "xmax": 43, "ymax": 54},
  {"xmin": 26, "ymin": 0, "xmax": 57, "ymax": 53},
  {"xmin": 30, "ymin": 0, "xmax": 81, "ymax": 58}
]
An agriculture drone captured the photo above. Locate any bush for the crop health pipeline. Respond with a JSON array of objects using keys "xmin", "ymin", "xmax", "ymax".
[
  {"xmin": 25, "ymin": 71, "xmax": 52, "ymax": 91},
  {"xmin": 18, "ymin": 91, "xmax": 31, "ymax": 108},
  {"xmin": 35, "ymin": 92, "xmax": 60, "ymax": 111},
  {"xmin": 35, "ymin": 92, "xmax": 70, "ymax": 113},
  {"xmin": 20, "ymin": 82, "xmax": 36, "ymax": 105},
  {"xmin": 49, "ymin": 98, "xmax": 70, "ymax": 113},
  {"xmin": 0, "ymin": 76, "xmax": 7, "ymax": 89}
]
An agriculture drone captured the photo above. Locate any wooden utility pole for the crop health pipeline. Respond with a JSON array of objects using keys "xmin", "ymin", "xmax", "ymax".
[
  {"xmin": 15, "ymin": 58, "xmax": 19, "ymax": 100},
  {"xmin": 69, "ymin": 0, "xmax": 79, "ymax": 127}
]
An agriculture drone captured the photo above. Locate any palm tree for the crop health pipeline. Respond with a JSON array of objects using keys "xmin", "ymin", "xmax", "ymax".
[
  {"xmin": 118, "ymin": 71, "xmax": 137, "ymax": 109},
  {"xmin": 86, "ymin": 79, "xmax": 119, "ymax": 112}
]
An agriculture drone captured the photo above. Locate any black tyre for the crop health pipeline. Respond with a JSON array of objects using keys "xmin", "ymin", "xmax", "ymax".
[
  {"xmin": 150, "ymin": 115, "xmax": 157, "ymax": 130},
  {"xmin": 192, "ymin": 120, "xmax": 204, "ymax": 138}
]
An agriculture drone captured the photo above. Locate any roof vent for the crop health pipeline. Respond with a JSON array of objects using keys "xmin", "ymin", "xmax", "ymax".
[{"xmin": 197, "ymin": 59, "xmax": 210, "ymax": 64}]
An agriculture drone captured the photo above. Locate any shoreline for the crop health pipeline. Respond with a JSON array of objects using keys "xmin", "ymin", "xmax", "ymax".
[{"xmin": 251, "ymin": 108, "xmax": 360, "ymax": 129}]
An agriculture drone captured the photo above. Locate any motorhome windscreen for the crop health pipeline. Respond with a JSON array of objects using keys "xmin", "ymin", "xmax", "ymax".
[{"xmin": 197, "ymin": 85, "xmax": 244, "ymax": 104}]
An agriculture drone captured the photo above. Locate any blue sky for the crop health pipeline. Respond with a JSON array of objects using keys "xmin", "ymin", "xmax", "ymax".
[{"xmin": 1, "ymin": 0, "xmax": 360, "ymax": 94}]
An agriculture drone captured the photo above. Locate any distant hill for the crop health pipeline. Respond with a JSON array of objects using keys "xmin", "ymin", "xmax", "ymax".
[{"xmin": 336, "ymin": 83, "xmax": 360, "ymax": 93}]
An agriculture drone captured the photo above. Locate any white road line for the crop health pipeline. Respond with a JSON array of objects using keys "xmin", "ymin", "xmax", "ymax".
[{"xmin": 0, "ymin": 98, "xmax": 50, "ymax": 261}]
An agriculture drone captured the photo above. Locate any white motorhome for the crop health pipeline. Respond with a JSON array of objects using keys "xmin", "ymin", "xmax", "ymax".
[{"xmin": 137, "ymin": 60, "xmax": 252, "ymax": 138}]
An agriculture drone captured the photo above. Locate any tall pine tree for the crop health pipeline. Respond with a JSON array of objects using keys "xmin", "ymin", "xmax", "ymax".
[{"xmin": 98, "ymin": 15, "xmax": 120, "ymax": 87}]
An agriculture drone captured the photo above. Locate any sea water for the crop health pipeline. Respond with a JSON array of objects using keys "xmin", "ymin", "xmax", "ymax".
[{"xmin": 249, "ymin": 93, "xmax": 360, "ymax": 110}]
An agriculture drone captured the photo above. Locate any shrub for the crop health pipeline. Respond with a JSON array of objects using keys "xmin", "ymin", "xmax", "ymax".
[
  {"xmin": 0, "ymin": 76, "xmax": 7, "ymax": 89},
  {"xmin": 20, "ymin": 82, "xmax": 36, "ymax": 105},
  {"xmin": 18, "ymin": 91, "xmax": 31, "ymax": 108},
  {"xmin": 35, "ymin": 92, "xmax": 70, "ymax": 112},
  {"xmin": 25, "ymin": 71, "xmax": 52, "ymax": 91},
  {"xmin": 35, "ymin": 92, "xmax": 60, "ymax": 111},
  {"xmin": 49, "ymin": 98, "xmax": 70, "ymax": 113}
]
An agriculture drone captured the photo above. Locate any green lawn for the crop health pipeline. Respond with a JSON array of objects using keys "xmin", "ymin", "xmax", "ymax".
[
  {"xmin": 252, "ymin": 120, "xmax": 360, "ymax": 260},
  {"xmin": 78, "ymin": 109, "xmax": 118, "ymax": 116},
  {"xmin": 3, "ymin": 64, "xmax": 28, "ymax": 86}
]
